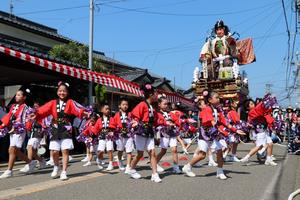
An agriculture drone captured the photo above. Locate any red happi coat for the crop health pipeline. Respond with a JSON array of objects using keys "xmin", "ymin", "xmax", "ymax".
[
  {"xmin": 200, "ymin": 105, "xmax": 236, "ymax": 137},
  {"xmin": 36, "ymin": 99, "xmax": 85, "ymax": 121},
  {"xmin": 0, "ymin": 103, "xmax": 28, "ymax": 129},
  {"xmin": 156, "ymin": 111, "xmax": 179, "ymax": 127},
  {"xmin": 227, "ymin": 110, "xmax": 240, "ymax": 124},
  {"xmin": 131, "ymin": 101, "xmax": 157, "ymax": 124},
  {"xmin": 82, "ymin": 119, "xmax": 95, "ymax": 137},
  {"xmin": 113, "ymin": 111, "xmax": 132, "ymax": 130},
  {"xmin": 169, "ymin": 110, "xmax": 184, "ymax": 127},
  {"xmin": 248, "ymin": 102, "xmax": 274, "ymax": 129},
  {"xmin": 92, "ymin": 116, "xmax": 116, "ymax": 136}
]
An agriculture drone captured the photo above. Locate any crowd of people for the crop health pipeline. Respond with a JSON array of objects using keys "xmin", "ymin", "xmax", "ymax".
[{"xmin": 0, "ymin": 81, "xmax": 299, "ymax": 183}]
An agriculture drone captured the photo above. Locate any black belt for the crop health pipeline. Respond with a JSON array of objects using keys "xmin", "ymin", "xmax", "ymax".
[{"xmin": 51, "ymin": 124, "xmax": 71, "ymax": 140}]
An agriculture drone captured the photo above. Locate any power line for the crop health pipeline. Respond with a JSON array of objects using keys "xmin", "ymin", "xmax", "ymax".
[
  {"xmin": 231, "ymin": 3, "xmax": 280, "ymax": 29},
  {"xmin": 102, "ymin": 1, "xmax": 278, "ymax": 17},
  {"xmin": 16, "ymin": 0, "xmax": 127, "ymax": 16},
  {"xmin": 237, "ymin": 4, "xmax": 282, "ymax": 36},
  {"xmin": 17, "ymin": 5, "xmax": 89, "ymax": 15}
]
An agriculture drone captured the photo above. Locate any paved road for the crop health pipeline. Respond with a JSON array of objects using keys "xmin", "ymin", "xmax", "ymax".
[{"xmin": 0, "ymin": 143, "xmax": 297, "ymax": 200}]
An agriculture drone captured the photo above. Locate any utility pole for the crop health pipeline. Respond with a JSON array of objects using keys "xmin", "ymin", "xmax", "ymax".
[
  {"xmin": 296, "ymin": 65, "xmax": 300, "ymax": 108},
  {"xmin": 9, "ymin": 0, "xmax": 13, "ymax": 19},
  {"xmin": 297, "ymin": 80, "xmax": 300, "ymax": 109},
  {"xmin": 88, "ymin": 0, "xmax": 94, "ymax": 105}
]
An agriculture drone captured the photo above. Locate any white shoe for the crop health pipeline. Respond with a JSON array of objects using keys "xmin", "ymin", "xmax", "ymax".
[
  {"xmin": 97, "ymin": 163, "xmax": 104, "ymax": 170},
  {"xmin": 118, "ymin": 161, "xmax": 125, "ymax": 171},
  {"xmin": 129, "ymin": 169, "xmax": 141, "ymax": 179},
  {"xmin": 60, "ymin": 171, "xmax": 68, "ymax": 181},
  {"xmin": 240, "ymin": 157, "xmax": 249, "ymax": 164},
  {"xmin": 208, "ymin": 161, "xmax": 218, "ymax": 167},
  {"xmin": 68, "ymin": 156, "xmax": 73, "ymax": 162},
  {"xmin": 271, "ymin": 155, "xmax": 276, "ymax": 161},
  {"xmin": 83, "ymin": 161, "xmax": 92, "ymax": 167},
  {"xmin": 217, "ymin": 173, "xmax": 227, "ymax": 180},
  {"xmin": 51, "ymin": 167, "xmax": 59, "ymax": 179},
  {"xmin": 156, "ymin": 164, "xmax": 164, "ymax": 173},
  {"xmin": 106, "ymin": 163, "xmax": 114, "ymax": 171},
  {"xmin": 39, "ymin": 159, "xmax": 47, "ymax": 169},
  {"xmin": 232, "ymin": 156, "xmax": 240, "ymax": 162},
  {"xmin": 19, "ymin": 164, "xmax": 29, "ymax": 173},
  {"xmin": 151, "ymin": 173, "xmax": 162, "ymax": 183},
  {"xmin": 20, "ymin": 161, "xmax": 35, "ymax": 173},
  {"xmin": 81, "ymin": 157, "xmax": 88, "ymax": 162},
  {"xmin": 172, "ymin": 165, "xmax": 182, "ymax": 174},
  {"xmin": 216, "ymin": 168, "xmax": 227, "ymax": 180},
  {"xmin": 0, "ymin": 170, "xmax": 12, "ymax": 179},
  {"xmin": 124, "ymin": 167, "xmax": 131, "ymax": 174},
  {"xmin": 265, "ymin": 159, "xmax": 278, "ymax": 166},
  {"xmin": 182, "ymin": 164, "xmax": 196, "ymax": 177},
  {"xmin": 46, "ymin": 159, "xmax": 54, "ymax": 166}
]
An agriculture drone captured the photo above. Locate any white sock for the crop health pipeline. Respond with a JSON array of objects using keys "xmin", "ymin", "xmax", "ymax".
[
  {"xmin": 6, "ymin": 169, "xmax": 12, "ymax": 173},
  {"xmin": 223, "ymin": 151, "xmax": 228, "ymax": 158},
  {"xmin": 53, "ymin": 165, "xmax": 59, "ymax": 171},
  {"xmin": 217, "ymin": 168, "xmax": 224, "ymax": 174},
  {"xmin": 266, "ymin": 156, "xmax": 272, "ymax": 161},
  {"xmin": 209, "ymin": 154, "xmax": 215, "ymax": 162},
  {"xmin": 109, "ymin": 161, "xmax": 113, "ymax": 165},
  {"xmin": 244, "ymin": 154, "xmax": 250, "ymax": 160}
]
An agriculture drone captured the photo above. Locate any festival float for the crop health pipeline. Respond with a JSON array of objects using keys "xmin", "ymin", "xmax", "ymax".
[{"xmin": 192, "ymin": 20, "xmax": 255, "ymax": 105}]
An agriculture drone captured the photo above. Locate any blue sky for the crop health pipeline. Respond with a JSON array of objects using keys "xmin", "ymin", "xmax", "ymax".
[{"xmin": 1, "ymin": 0, "xmax": 298, "ymax": 107}]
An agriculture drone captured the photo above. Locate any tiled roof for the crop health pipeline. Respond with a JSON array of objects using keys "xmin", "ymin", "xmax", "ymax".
[
  {"xmin": 0, "ymin": 11, "xmax": 74, "ymax": 43},
  {"xmin": 116, "ymin": 69, "xmax": 148, "ymax": 82}
]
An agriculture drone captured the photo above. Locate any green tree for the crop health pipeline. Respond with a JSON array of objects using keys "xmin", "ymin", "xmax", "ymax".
[
  {"xmin": 49, "ymin": 42, "xmax": 107, "ymax": 72},
  {"xmin": 49, "ymin": 42, "xmax": 108, "ymax": 104}
]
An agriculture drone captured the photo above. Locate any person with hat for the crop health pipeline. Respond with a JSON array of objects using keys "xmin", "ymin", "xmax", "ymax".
[{"xmin": 200, "ymin": 20, "xmax": 239, "ymax": 80}]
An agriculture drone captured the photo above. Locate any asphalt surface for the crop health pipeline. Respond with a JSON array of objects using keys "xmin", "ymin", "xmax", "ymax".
[{"xmin": 0, "ymin": 143, "xmax": 297, "ymax": 200}]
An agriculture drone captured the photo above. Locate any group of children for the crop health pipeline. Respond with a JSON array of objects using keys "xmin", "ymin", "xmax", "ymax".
[{"xmin": 0, "ymin": 81, "xmax": 280, "ymax": 183}]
